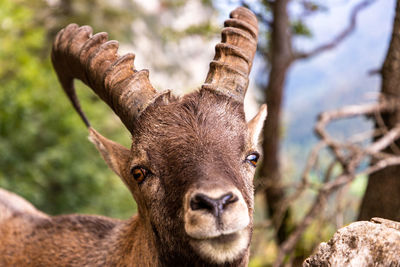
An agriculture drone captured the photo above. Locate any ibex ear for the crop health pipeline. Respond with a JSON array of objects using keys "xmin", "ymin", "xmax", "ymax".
[
  {"xmin": 88, "ymin": 127, "xmax": 130, "ymax": 178},
  {"xmin": 247, "ymin": 104, "xmax": 267, "ymax": 146}
]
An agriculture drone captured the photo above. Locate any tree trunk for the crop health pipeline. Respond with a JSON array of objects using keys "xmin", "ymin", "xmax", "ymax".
[
  {"xmin": 358, "ymin": 0, "xmax": 400, "ymax": 221},
  {"xmin": 259, "ymin": 0, "xmax": 293, "ymax": 244}
]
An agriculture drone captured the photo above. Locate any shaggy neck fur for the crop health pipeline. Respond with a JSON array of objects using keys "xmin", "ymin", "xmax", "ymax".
[{"xmin": 105, "ymin": 213, "xmax": 250, "ymax": 267}]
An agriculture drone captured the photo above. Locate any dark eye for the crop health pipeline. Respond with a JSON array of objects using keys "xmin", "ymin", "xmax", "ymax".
[
  {"xmin": 131, "ymin": 167, "xmax": 148, "ymax": 183},
  {"xmin": 246, "ymin": 152, "xmax": 260, "ymax": 167}
]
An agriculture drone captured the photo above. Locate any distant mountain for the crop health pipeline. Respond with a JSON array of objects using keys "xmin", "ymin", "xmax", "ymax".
[{"xmin": 282, "ymin": 76, "xmax": 379, "ymax": 172}]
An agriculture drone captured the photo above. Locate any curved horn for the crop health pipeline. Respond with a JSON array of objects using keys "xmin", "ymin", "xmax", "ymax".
[
  {"xmin": 202, "ymin": 7, "xmax": 258, "ymax": 101},
  {"xmin": 51, "ymin": 24, "xmax": 157, "ymax": 132}
]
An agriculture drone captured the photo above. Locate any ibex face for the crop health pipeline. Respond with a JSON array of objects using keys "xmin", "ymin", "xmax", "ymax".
[
  {"xmin": 51, "ymin": 6, "xmax": 266, "ymax": 265},
  {"xmin": 121, "ymin": 91, "xmax": 266, "ymax": 263}
]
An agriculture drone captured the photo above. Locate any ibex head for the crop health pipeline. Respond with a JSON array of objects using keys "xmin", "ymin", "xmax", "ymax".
[{"xmin": 51, "ymin": 7, "xmax": 266, "ymax": 264}]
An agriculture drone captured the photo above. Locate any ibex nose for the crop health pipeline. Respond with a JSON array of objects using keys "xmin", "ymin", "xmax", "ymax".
[{"xmin": 190, "ymin": 192, "xmax": 238, "ymax": 218}]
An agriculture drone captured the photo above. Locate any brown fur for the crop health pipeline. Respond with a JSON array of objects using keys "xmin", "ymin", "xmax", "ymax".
[
  {"xmin": 0, "ymin": 89, "xmax": 266, "ymax": 266},
  {"xmin": 1, "ymin": 7, "xmax": 263, "ymax": 265}
]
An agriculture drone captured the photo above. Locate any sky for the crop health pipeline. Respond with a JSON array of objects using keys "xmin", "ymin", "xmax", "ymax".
[
  {"xmin": 286, "ymin": 0, "xmax": 395, "ymax": 111},
  {"xmin": 284, "ymin": 0, "xmax": 396, "ymax": 147}
]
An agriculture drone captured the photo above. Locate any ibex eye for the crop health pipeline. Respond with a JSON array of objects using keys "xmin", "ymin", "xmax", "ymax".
[
  {"xmin": 131, "ymin": 167, "xmax": 148, "ymax": 183},
  {"xmin": 246, "ymin": 153, "xmax": 260, "ymax": 167}
]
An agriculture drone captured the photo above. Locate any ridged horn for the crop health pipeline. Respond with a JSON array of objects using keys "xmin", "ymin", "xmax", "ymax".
[
  {"xmin": 202, "ymin": 7, "xmax": 258, "ymax": 101},
  {"xmin": 51, "ymin": 24, "xmax": 157, "ymax": 132}
]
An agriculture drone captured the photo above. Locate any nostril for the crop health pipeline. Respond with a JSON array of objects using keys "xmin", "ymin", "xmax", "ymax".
[
  {"xmin": 190, "ymin": 193, "xmax": 218, "ymax": 215},
  {"xmin": 221, "ymin": 193, "xmax": 238, "ymax": 208},
  {"xmin": 189, "ymin": 192, "xmax": 239, "ymax": 217}
]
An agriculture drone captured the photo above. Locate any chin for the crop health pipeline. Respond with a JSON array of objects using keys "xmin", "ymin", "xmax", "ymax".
[{"xmin": 189, "ymin": 229, "xmax": 250, "ymax": 264}]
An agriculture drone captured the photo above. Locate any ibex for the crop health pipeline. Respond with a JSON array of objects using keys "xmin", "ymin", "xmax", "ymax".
[{"xmin": 0, "ymin": 7, "xmax": 267, "ymax": 266}]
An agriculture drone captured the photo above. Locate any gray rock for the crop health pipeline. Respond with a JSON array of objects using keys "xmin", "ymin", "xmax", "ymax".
[{"xmin": 303, "ymin": 218, "xmax": 400, "ymax": 267}]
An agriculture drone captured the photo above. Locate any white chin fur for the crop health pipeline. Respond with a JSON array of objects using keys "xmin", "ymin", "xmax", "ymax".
[{"xmin": 190, "ymin": 229, "xmax": 249, "ymax": 264}]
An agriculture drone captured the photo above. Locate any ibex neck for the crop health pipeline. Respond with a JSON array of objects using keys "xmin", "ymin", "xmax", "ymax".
[
  {"xmin": 106, "ymin": 215, "xmax": 160, "ymax": 266},
  {"xmin": 106, "ymin": 215, "xmax": 249, "ymax": 267}
]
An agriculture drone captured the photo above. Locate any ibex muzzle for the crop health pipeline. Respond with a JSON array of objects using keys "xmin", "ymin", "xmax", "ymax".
[
  {"xmin": 185, "ymin": 184, "xmax": 250, "ymax": 263},
  {"xmin": 0, "ymin": 7, "xmax": 267, "ymax": 266}
]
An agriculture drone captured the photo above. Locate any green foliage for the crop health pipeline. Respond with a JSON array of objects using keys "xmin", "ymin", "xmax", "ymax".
[
  {"xmin": 301, "ymin": 1, "xmax": 328, "ymax": 13},
  {"xmin": 161, "ymin": 21, "xmax": 219, "ymax": 41},
  {"xmin": 292, "ymin": 20, "xmax": 312, "ymax": 38},
  {"xmin": 158, "ymin": 0, "xmax": 217, "ymax": 42},
  {"xmin": 0, "ymin": 0, "xmax": 134, "ymax": 219}
]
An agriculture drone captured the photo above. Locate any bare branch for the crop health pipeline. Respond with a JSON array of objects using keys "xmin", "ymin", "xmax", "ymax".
[
  {"xmin": 269, "ymin": 142, "xmax": 325, "ymax": 231},
  {"xmin": 273, "ymin": 98, "xmax": 400, "ymax": 266},
  {"xmin": 294, "ymin": 0, "xmax": 377, "ymax": 60},
  {"xmin": 273, "ymin": 157, "xmax": 362, "ymax": 266},
  {"xmin": 373, "ymin": 108, "xmax": 400, "ymax": 154},
  {"xmin": 361, "ymin": 156, "xmax": 400, "ymax": 176},
  {"xmin": 315, "ymin": 99, "xmax": 399, "ymax": 161},
  {"xmin": 273, "ymin": 184, "xmax": 330, "ymax": 267},
  {"xmin": 366, "ymin": 124, "xmax": 400, "ymax": 153},
  {"xmin": 348, "ymin": 128, "xmax": 385, "ymax": 144},
  {"xmin": 368, "ymin": 68, "xmax": 382, "ymax": 76}
]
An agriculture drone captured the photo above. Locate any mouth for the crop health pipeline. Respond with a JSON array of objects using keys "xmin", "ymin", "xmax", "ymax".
[
  {"xmin": 188, "ymin": 229, "xmax": 249, "ymax": 264},
  {"xmin": 209, "ymin": 232, "xmax": 239, "ymax": 244},
  {"xmin": 189, "ymin": 231, "xmax": 240, "ymax": 244}
]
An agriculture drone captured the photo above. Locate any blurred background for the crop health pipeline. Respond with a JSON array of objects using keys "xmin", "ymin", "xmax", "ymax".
[{"xmin": 0, "ymin": 0, "xmax": 397, "ymax": 266}]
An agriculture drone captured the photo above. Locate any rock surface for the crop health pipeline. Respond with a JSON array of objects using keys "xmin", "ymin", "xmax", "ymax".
[{"xmin": 303, "ymin": 218, "xmax": 400, "ymax": 267}]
